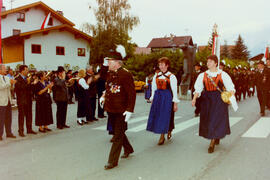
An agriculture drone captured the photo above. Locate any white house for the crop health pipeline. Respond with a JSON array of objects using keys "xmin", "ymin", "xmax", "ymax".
[{"xmin": 1, "ymin": 1, "xmax": 91, "ymax": 70}]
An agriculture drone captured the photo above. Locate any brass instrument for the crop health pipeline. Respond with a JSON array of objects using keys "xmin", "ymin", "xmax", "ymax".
[{"xmin": 66, "ymin": 77, "xmax": 80, "ymax": 87}]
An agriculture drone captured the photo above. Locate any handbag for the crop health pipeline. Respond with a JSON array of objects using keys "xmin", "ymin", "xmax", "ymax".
[{"xmin": 207, "ymin": 75, "xmax": 232, "ymax": 104}]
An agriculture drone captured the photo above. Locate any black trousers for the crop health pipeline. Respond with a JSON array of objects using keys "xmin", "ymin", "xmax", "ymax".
[
  {"xmin": 18, "ymin": 102, "xmax": 33, "ymax": 133},
  {"xmin": 89, "ymin": 97, "xmax": 97, "ymax": 120},
  {"xmin": 0, "ymin": 102, "xmax": 12, "ymax": 137},
  {"xmin": 107, "ymin": 112, "xmax": 133, "ymax": 165},
  {"xmin": 257, "ymin": 90, "xmax": 268, "ymax": 113},
  {"xmin": 56, "ymin": 101, "xmax": 68, "ymax": 127}
]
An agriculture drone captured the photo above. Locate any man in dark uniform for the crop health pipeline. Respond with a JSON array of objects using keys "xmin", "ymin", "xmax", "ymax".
[
  {"xmin": 231, "ymin": 68, "xmax": 241, "ymax": 101},
  {"xmin": 100, "ymin": 50, "xmax": 136, "ymax": 170},
  {"xmin": 241, "ymin": 68, "xmax": 249, "ymax": 100},
  {"xmin": 255, "ymin": 61, "xmax": 270, "ymax": 116},
  {"xmin": 15, "ymin": 65, "xmax": 37, "ymax": 137},
  {"xmin": 190, "ymin": 63, "xmax": 202, "ymax": 117}
]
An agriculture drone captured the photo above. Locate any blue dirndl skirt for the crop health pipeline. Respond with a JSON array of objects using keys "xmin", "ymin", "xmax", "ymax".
[
  {"xmin": 147, "ymin": 89, "xmax": 172, "ymax": 134},
  {"xmin": 145, "ymin": 84, "xmax": 152, "ymax": 100},
  {"xmin": 199, "ymin": 90, "xmax": 230, "ymax": 139}
]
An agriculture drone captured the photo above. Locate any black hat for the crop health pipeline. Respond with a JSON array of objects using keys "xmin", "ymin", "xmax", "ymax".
[
  {"xmin": 107, "ymin": 50, "xmax": 123, "ymax": 61},
  {"xmin": 194, "ymin": 62, "xmax": 201, "ymax": 67},
  {"xmin": 57, "ymin": 66, "xmax": 65, "ymax": 73}
]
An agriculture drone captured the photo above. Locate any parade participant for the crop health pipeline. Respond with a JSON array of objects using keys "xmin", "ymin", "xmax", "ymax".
[
  {"xmin": 66, "ymin": 70, "xmax": 75, "ymax": 104},
  {"xmin": 255, "ymin": 61, "xmax": 270, "ymax": 116},
  {"xmin": 144, "ymin": 68, "xmax": 158, "ymax": 103},
  {"xmin": 0, "ymin": 64, "xmax": 16, "ymax": 140},
  {"xmin": 231, "ymin": 68, "xmax": 241, "ymax": 101},
  {"xmin": 34, "ymin": 71, "xmax": 54, "ymax": 132},
  {"xmin": 76, "ymin": 69, "xmax": 92, "ymax": 125},
  {"xmin": 146, "ymin": 57, "xmax": 179, "ymax": 145},
  {"xmin": 192, "ymin": 55, "xmax": 235, "ymax": 153},
  {"xmin": 85, "ymin": 65, "xmax": 99, "ymax": 122},
  {"xmin": 190, "ymin": 63, "xmax": 202, "ymax": 117},
  {"xmin": 53, "ymin": 66, "xmax": 70, "ymax": 129},
  {"xmin": 266, "ymin": 59, "xmax": 270, "ymax": 109},
  {"xmin": 15, "ymin": 65, "xmax": 37, "ymax": 137},
  {"xmin": 100, "ymin": 47, "xmax": 136, "ymax": 170}
]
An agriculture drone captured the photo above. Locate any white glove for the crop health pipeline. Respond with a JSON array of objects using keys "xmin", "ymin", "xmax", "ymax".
[
  {"xmin": 123, "ymin": 111, "xmax": 132, "ymax": 122},
  {"xmin": 103, "ymin": 57, "xmax": 109, "ymax": 66},
  {"xmin": 99, "ymin": 97, "xmax": 105, "ymax": 108}
]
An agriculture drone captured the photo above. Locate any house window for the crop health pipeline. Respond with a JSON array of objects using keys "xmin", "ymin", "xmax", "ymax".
[
  {"xmin": 13, "ymin": 29, "xmax": 21, "ymax": 36},
  {"xmin": 17, "ymin": 12, "xmax": 25, "ymax": 22},
  {"xmin": 56, "ymin": 46, "xmax": 65, "ymax": 55},
  {"xmin": 48, "ymin": 17, "xmax": 53, "ymax": 26},
  {"xmin": 31, "ymin": 44, "xmax": 41, "ymax": 54},
  {"xmin": 78, "ymin": 48, "xmax": 86, "ymax": 57}
]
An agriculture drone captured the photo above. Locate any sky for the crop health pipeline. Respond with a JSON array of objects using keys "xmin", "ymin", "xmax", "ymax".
[{"xmin": 2, "ymin": 0, "xmax": 270, "ymax": 57}]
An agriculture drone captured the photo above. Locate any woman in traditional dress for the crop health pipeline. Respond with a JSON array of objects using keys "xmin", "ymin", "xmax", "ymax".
[
  {"xmin": 34, "ymin": 71, "xmax": 54, "ymax": 132},
  {"xmin": 192, "ymin": 55, "xmax": 235, "ymax": 153},
  {"xmin": 147, "ymin": 57, "xmax": 179, "ymax": 145},
  {"xmin": 76, "ymin": 69, "xmax": 92, "ymax": 125}
]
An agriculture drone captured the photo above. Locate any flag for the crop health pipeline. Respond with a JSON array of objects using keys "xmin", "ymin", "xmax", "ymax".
[
  {"xmin": 212, "ymin": 34, "xmax": 220, "ymax": 64},
  {"xmin": 262, "ymin": 46, "xmax": 269, "ymax": 63},
  {"xmin": 0, "ymin": 0, "xmax": 2, "ymax": 64},
  {"xmin": 41, "ymin": 12, "xmax": 51, "ymax": 29}
]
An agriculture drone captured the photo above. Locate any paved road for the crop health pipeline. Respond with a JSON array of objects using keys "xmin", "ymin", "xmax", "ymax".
[{"xmin": 1, "ymin": 93, "xmax": 270, "ymax": 180}]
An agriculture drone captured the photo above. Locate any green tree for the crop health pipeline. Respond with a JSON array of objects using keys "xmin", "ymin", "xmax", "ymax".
[
  {"xmin": 196, "ymin": 46, "xmax": 211, "ymax": 65},
  {"xmin": 82, "ymin": 0, "xmax": 139, "ymax": 64},
  {"xmin": 221, "ymin": 40, "xmax": 230, "ymax": 59},
  {"xmin": 231, "ymin": 35, "xmax": 250, "ymax": 61}
]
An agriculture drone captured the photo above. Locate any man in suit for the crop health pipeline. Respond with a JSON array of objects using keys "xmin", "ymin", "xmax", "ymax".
[
  {"xmin": 15, "ymin": 65, "xmax": 37, "ymax": 137},
  {"xmin": 0, "ymin": 64, "xmax": 16, "ymax": 140},
  {"xmin": 190, "ymin": 63, "xmax": 202, "ymax": 117},
  {"xmin": 101, "ymin": 50, "xmax": 136, "ymax": 170},
  {"xmin": 255, "ymin": 61, "xmax": 270, "ymax": 116},
  {"xmin": 53, "ymin": 66, "xmax": 70, "ymax": 129}
]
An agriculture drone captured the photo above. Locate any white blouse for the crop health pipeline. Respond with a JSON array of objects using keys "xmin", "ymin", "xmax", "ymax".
[
  {"xmin": 194, "ymin": 69, "xmax": 235, "ymax": 96},
  {"xmin": 150, "ymin": 71, "xmax": 180, "ymax": 103},
  {"xmin": 79, "ymin": 78, "xmax": 89, "ymax": 90}
]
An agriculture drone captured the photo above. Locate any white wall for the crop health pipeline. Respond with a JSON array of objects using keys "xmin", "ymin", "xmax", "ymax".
[
  {"xmin": 2, "ymin": 7, "xmax": 62, "ymax": 38},
  {"xmin": 24, "ymin": 30, "xmax": 90, "ymax": 70}
]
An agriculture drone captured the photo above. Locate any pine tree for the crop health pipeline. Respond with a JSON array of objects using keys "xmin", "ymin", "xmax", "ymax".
[
  {"xmin": 231, "ymin": 35, "xmax": 250, "ymax": 61},
  {"xmin": 221, "ymin": 40, "xmax": 230, "ymax": 59}
]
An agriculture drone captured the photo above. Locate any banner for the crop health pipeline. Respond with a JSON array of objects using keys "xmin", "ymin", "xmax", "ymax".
[{"xmin": 212, "ymin": 34, "xmax": 220, "ymax": 64}]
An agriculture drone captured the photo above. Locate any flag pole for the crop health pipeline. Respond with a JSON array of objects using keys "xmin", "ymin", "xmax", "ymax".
[{"xmin": 0, "ymin": 0, "xmax": 2, "ymax": 64}]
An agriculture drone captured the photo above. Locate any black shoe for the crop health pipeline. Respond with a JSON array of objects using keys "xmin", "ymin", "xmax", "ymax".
[
  {"xmin": 27, "ymin": 130, "xmax": 37, "ymax": 135},
  {"xmin": 44, "ymin": 128, "xmax": 52, "ymax": 132},
  {"xmin": 82, "ymin": 120, "xmax": 88, "ymax": 124},
  {"xmin": 121, "ymin": 150, "xmax": 134, "ymax": 158},
  {"xmin": 39, "ymin": 128, "xmax": 46, "ymax": 133},
  {"xmin": 77, "ymin": 120, "xmax": 83, "ymax": 126},
  {"xmin": 68, "ymin": 101, "xmax": 75, "ymax": 104},
  {"xmin": 87, "ymin": 119, "xmax": 94, "ymax": 123},
  {"xmin": 57, "ymin": 126, "xmax": 63, "ymax": 130},
  {"xmin": 19, "ymin": 132, "xmax": 25, "ymax": 137},
  {"xmin": 63, "ymin": 125, "xmax": 70, "ymax": 128},
  {"xmin": 104, "ymin": 163, "xmax": 118, "ymax": 170},
  {"xmin": 93, "ymin": 118, "xmax": 99, "ymax": 121},
  {"xmin": 7, "ymin": 134, "xmax": 16, "ymax": 138},
  {"xmin": 98, "ymin": 115, "xmax": 107, "ymax": 118}
]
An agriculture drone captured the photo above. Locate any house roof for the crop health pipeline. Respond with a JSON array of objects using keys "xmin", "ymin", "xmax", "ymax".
[
  {"xmin": 249, "ymin": 53, "xmax": 264, "ymax": 61},
  {"xmin": 2, "ymin": 24, "xmax": 92, "ymax": 42},
  {"xmin": 1, "ymin": 1, "xmax": 75, "ymax": 27},
  {"xmin": 147, "ymin": 36, "xmax": 194, "ymax": 48}
]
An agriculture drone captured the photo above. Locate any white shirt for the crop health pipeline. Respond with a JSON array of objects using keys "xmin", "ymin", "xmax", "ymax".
[
  {"xmin": 78, "ymin": 78, "xmax": 89, "ymax": 90},
  {"xmin": 194, "ymin": 69, "xmax": 235, "ymax": 96},
  {"xmin": 150, "ymin": 71, "xmax": 180, "ymax": 103}
]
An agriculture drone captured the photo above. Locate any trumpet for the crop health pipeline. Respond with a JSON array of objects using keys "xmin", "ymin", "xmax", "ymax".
[{"xmin": 66, "ymin": 77, "xmax": 80, "ymax": 87}]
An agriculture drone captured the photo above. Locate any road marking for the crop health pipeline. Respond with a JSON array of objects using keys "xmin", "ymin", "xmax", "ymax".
[
  {"xmin": 173, "ymin": 117, "xmax": 199, "ymax": 134},
  {"xmin": 93, "ymin": 115, "xmax": 149, "ymax": 130},
  {"xmin": 242, "ymin": 117, "xmax": 270, "ymax": 138},
  {"xmin": 128, "ymin": 116, "xmax": 182, "ymax": 132},
  {"xmin": 195, "ymin": 117, "xmax": 243, "ymax": 135}
]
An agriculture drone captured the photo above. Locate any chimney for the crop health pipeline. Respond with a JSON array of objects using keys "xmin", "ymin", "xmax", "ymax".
[
  {"xmin": 56, "ymin": 10, "xmax": 63, "ymax": 16},
  {"xmin": 2, "ymin": 6, "xmax": 6, "ymax": 12}
]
